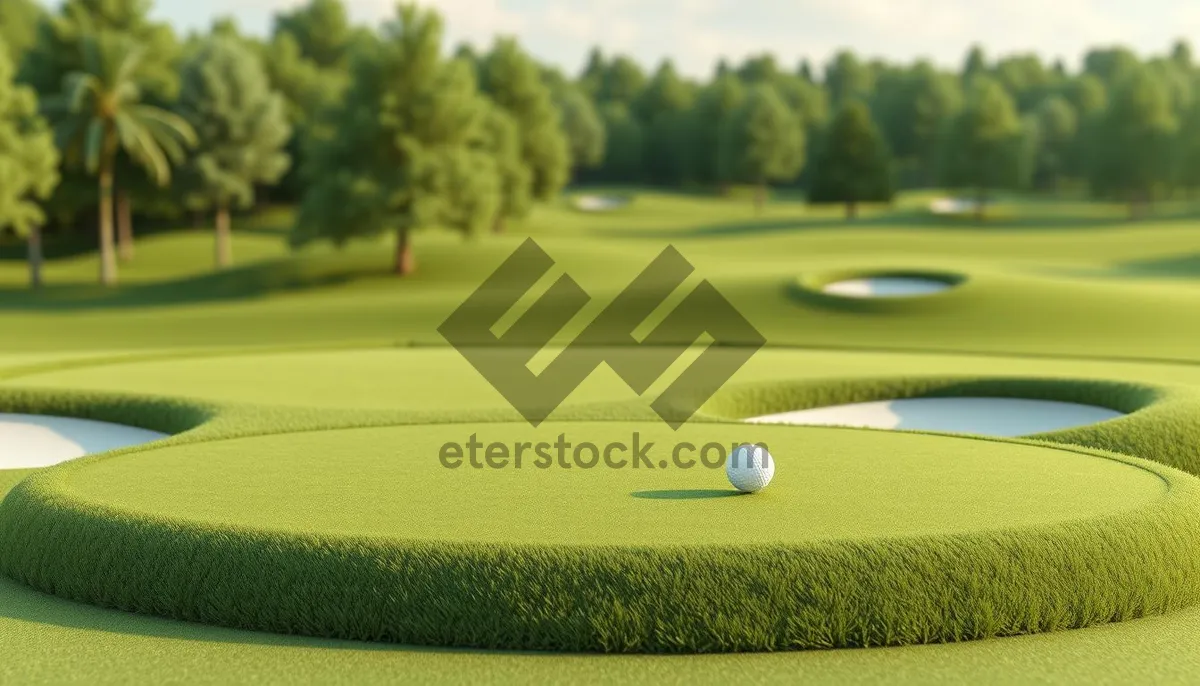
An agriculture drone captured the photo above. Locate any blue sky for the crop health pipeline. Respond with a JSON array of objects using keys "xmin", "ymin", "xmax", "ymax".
[{"xmin": 50, "ymin": 0, "xmax": 1200, "ymax": 78}]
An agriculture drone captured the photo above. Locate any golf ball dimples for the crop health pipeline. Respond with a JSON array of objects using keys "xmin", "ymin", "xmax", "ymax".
[{"xmin": 726, "ymin": 444, "xmax": 774, "ymax": 492}]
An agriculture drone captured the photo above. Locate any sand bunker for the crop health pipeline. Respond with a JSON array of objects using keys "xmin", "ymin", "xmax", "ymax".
[
  {"xmin": 822, "ymin": 277, "xmax": 953, "ymax": 298},
  {"xmin": 573, "ymin": 194, "xmax": 630, "ymax": 212},
  {"xmin": 745, "ymin": 397, "xmax": 1124, "ymax": 437},
  {"xmin": 930, "ymin": 197, "xmax": 986, "ymax": 215},
  {"xmin": 0, "ymin": 414, "xmax": 168, "ymax": 469}
]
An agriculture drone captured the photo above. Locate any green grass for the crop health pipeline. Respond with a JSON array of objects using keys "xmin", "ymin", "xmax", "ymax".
[
  {"xmin": 6, "ymin": 189, "xmax": 1200, "ymax": 676},
  {"xmin": 1, "ymin": 418, "xmax": 1195, "ymax": 652}
]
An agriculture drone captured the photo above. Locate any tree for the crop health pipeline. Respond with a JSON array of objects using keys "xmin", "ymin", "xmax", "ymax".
[
  {"xmin": 0, "ymin": 0, "xmax": 45, "ymax": 66},
  {"xmin": 272, "ymin": 0, "xmax": 352, "ymax": 70},
  {"xmin": 292, "ymin": 4, "xmax": 498, "ymax": 276},
  {"xmin": 479, "ymin": 38, "xmax": 570, "ymax": 201},
  {"xmin": 962, "ymin": 45, "xmax": 987, "ymax": 85},
  {"xmin": 634, "ymin": 60, "xmax": 695, "ymax": 185},
  {"xmin": 555, "ymin": 87, "xmax": 605, "ymax": 178},
  {"xmin": 47, "ymin": 34, "xmax": 196, "ymax": 286},
  {"xmin": 1172, "ymin": 39, "xmax": 1193, "ymax": 70},
  {"xmin": 825, "ymin": 50, "xmax": 873, "ymax": 108},
  {"xmin": 1083, "ymin": 47, "xmax": 1139, "ymax": 86},
  {"xmin": 578, "ymin": 47, "xmax": 606, "ymax": 100},
  {"xmin": 594, "ymin": 103, "xmax": 644, "ymax": 182},
  {"xmin": 1176, "ymin": 102, "xmax": 1200, "ymax": 197},
  {"xmin": 175, "ymin": 36, "xmax": 291, "ymax": 269},
  {"xmin": 597, "ymin": 56, "xmax": 645, "ymax": 107},
  {"xmin": 0, "ymin": 39, "xmax": 59, "ymax": 288},
  {"xmin": 21, "ymin": 0, "xmax": 182, "ymax": 254},
  {"xmin": 737, "ymin": 54, "xmax": 779, "ymax": 84},
  {"xmin": 689, "ymin": 73, "xmax": 745, "ymax": 187},
  {"xmin": 478, "ymin": 103, "xmax": 532, "ymax": 232},
  {"xmin": 808, "ymin": 100, "xmax": 894, "ymax": 218},
  {"xmin": 873, "ymin": 62, "xmax": 962, "ymax": 185},
  {"xmin": 1089, "ymin": 66, "xmax": 1178, "ymax": 216},
  {"xmin": 937, "ymin": 77, "xmax": 1024, "ymax": 220},
  {"xmin": 718, "ymin": 84, "xmax": 804, "ymax": 212},
  {"xmin": 1031, "ymin": 95, "xmax": 1078, "ymax": 191},
  {"xmin": 257, "ymin": 31, "xmax": 348, "ymax": 203}
]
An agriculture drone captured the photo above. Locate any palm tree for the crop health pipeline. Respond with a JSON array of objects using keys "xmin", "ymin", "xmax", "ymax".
[{"xmin": 47, "ymin": 34, "xmax": 196, "ymax": 286}]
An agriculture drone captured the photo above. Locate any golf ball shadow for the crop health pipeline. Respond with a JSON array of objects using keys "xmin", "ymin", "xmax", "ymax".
[{"xmin": 630, "ymin": 489, "xmax": 747, "ymax": 499}]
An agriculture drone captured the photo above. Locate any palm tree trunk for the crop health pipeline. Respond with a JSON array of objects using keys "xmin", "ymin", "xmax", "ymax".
[
  {"xmin": 215, "ymin": 204, "xmax": 232, "ymax": 269},
  {"xmin": 28, "ymin": 226, "xmax": 43, "ymax": 290},
  {"xmin": 98, "ymin": 161, "xmax": 117, "ymax": 287},
  {"xmin": 117, "ymin": 188, "xmax": 134, "ymax": 262},
  {"xmin": 975, "ymin": 187, "xmax": 987, "ymax": 222},
  {"xmin": 394, "ymin": 227, "xmax": 414, "ymax": 276}
]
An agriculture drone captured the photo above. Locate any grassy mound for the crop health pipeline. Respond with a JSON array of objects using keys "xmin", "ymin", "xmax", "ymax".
[{"xmin": 0, "ymin": 420, "xmax": 1196, "ymax": 652}]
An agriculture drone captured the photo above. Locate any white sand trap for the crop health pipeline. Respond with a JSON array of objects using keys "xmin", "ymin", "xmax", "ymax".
[
  {"xmin": 745, "ymin": 397, "xmax": 1124, "ymax": 437},
  {"xmin": 822, "ymin": 277, "xmax": 952, "ymax": 298},
  {"xmin": 0, "ymin": 414, "xmax": 168, "ymax": 469},
  {"xmin": 573, "ymin": 194, "xmax": 629, "ymax": 212},
  {"xmin": 929, "ymin": 197, "xmax": 986, "ymax": 215}
]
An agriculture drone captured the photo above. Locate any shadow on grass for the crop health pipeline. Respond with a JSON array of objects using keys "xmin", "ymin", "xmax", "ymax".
[
  {"xmin": 630, "ymin": 489, "xmax": 744, "ymax": 500},
  {"xmin": 0, "ymin": 257, "xmax": 385, "ymax": 311},
  {"xmin": 596, "ymin": 206, "xmax": 1200, "ymax": 240}
]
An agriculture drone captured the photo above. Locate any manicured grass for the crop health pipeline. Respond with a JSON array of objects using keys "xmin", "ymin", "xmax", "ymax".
[
  {"xmin": 5, "ymin": 190, "xmax": 1200, "ymax": 677},
  {"xmin": 1, "ymin": 418, "xmax": 1195, "ymax": 652}
]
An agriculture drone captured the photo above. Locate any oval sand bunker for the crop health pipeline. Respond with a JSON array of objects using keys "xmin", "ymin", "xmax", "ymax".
[
  {"xmin": 822, "ymin": 277, "xmax": 952, "ymax": 298},
  {"xmin": 746, "ymin": 397, "xmax": 1124, "ymax": 437},
  {"xmin": 0, "ymin": 414, "xmax": 168, "ymax": 469},
  {"xmin": 573, "ymin": 194, "xmax": 629, "ymax": 212}
]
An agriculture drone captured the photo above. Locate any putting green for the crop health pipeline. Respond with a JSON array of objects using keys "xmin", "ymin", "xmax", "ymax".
[{"xmin": 2, "ymin": 420, "xmax": 1198, "ymax": 653}]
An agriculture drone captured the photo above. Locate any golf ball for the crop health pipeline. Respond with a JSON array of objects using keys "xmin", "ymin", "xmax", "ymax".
[{"xmin": 726, "ymin": 444, "xmax": 775, "ymax": 492}]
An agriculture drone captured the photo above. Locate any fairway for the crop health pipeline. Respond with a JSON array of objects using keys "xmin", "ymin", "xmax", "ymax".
[{"xmin": 6, "ymin": 191, "xmax": 1200, "ymax": 678}]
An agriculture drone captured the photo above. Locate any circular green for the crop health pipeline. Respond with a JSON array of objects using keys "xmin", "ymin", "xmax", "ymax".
[
  {"xmin": 55, "ymin": 423, "xmax": 1164, "ymax": 544},
  {"xmin": 2, "ymin": 421, "xmax": 1199, "ymax": 653}
]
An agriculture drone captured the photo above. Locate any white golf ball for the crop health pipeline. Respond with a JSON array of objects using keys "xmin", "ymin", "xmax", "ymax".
[{"xmin": 726, "ymin": 444, "xmax": 775, "ymax": 493}]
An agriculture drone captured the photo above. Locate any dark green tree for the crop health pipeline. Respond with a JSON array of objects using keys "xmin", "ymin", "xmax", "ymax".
[
  {"xmin": 825, "ymin": 50, "xmax": 873, "ymax": 108},
  {"xmin": 293, "ymin": 4, "xmax": 498, "ymax": 276},
  {"xmin": 808, "ymin": 100, "xmax": 894, "ymax": 219},
  {"xmin": 1031, "ymin": 95, "xmax": 1078, "ymax": 191},
  {"xmin": 634, "ymin": 60, "xmax": 694, "ymax": 185},
  {"xmin": 176, "ymin": 35, "xmax": 292, "ymax": 269},
  {"xmin": 595, "ymin": 103, "xmax": 644, "ymax": 182},
  {"xmin": 718, "ymin": 84, "xmax": 804, "ymax": 212},
  {"xmin": 556, "ymin": 87, "xmax": 605, "ymax": 178},
  {"xmin": 874, "ymin": 62, "xmax": 962, "ymax": 185},
  {"xmin": 480, "ymin": 38, "xmax": 570, "ymax": 200},
  {"xmin": 1089, "ymin": 66, "xmax": 1178, "ymax": 216},
  {"xmin": 1083, "ymin": 47, "xmax": 1140, "ymax": 86},
  {"xmin": 689, "ymin": 73, "xmax": 745, "ymax": 187},
  {"xmin": 737, "ymin": 54, "xmax": 779, "ymax": 83},
  {"xmin": 578, "ymin": 47, "xmax": 606, "ymax": 100},
  {"xmin": 938, "ymin": 77, "xmax": 1024, "ymax": 220},
  {"xmin": 962, "ymin": 45, "xmax": 987, "ymax": 84},
  {"xmin": 0, "ymin": 39, "xmax": 60, "ymax": 288},
  {"xmin": 597, "ymin": 56, "xmax": 645, "ymax": 107},
  {"xmin": 47, "ymin": 34, "xmax": 196, "ymax": 286},
  {"xmin": 272, "ymin": 0, "xmax": 352, "ymax": 70}
]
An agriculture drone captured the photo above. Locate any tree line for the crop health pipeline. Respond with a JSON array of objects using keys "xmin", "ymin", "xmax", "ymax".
[{"xmin": 1, "ymin": 0, "xmax": 1199, "ymax": 286}]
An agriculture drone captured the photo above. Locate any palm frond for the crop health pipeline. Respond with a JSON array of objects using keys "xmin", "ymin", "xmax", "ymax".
[
  {"xmin": 116, "ymin": 112, "xmax": 171, "ymax": 186},
  {"xmin": 128, "ymin": 105, "xmax": 199, "ymax": 148},
  {"xmin": 84, "ymin": 119, "xmax": 106, "ymax": 174}
]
